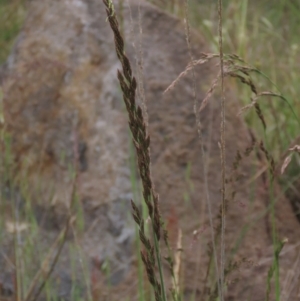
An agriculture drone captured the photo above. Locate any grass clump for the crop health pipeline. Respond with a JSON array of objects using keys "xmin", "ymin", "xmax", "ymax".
[
  {"xmin": 103, "ymin": 0, "xmax": 290, "ymax": 300},
  {"xmin": 151, "ymin": 0, "xmax": 300, "ymax": 166}
]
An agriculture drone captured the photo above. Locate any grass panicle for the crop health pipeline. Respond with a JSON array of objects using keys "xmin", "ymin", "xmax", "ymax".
[
  {"xmin": 260, "ymin": 140, "xmax": 276, "ymax": 180},
  {"xmin": 102, "ymin": 0, "xmax": 170, "ymax": 300}
]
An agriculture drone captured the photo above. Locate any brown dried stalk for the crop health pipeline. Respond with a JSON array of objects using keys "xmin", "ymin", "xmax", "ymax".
[
  {"xmin": 164, "ymin": 53, "xmax": 218, "ymax": 94},
  {"xmin": 182, "ymin": 1, "xmax": 222, "ymax": 299},
  {"xmin": 162, "ymin": 226, "xmax": 182, "ymax": 301},
  {"xmin": 218, "ymin": 0, "xmax": 226, "ymax": 300}
]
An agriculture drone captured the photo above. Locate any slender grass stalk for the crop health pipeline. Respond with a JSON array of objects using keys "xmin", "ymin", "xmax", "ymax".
[
  {"xmin": 270, "ymin": 180, "xmax": 281, "ymax": 301},
  {"xmin": 129, "ymin": 138, "xmax": 146, "ymax": 301},
  {"xmin": 183, "ymin": 2, "xmax": 221, "ymax": 300},
  {"xmin": 13, "ymin": 195, "xmax": 22, "ymax": 301},
  {"xmin": 70, "ymin": 219, "xmax": 94, "ymax": 301},
  {"xmin": 218, "ymin": 0, "xmax": 226, "ymax": 300},
  {"xmin": 265, "ymin": 238, "xmax": 287, "ymax": 301},
  {"xmin": 237, "ymin": 0, "xmax": 248, "ymax": 57},
  {"xmin": 261, "ymin": 132, "xmax": 280, "ymax": 300}
]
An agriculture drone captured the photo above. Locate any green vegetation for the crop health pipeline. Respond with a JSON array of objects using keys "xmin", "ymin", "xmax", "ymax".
[
  {"xmin": 0, "ymin": 0, "xmax": 26, "ymax": 63},
  {"xmin": 154, "ymin": 0, "xmax": 300, "ymax": 161}
]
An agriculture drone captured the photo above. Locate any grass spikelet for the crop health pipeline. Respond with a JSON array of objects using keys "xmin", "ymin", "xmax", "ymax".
[
  {"xmin": 260, "ymin": 140, "xmax": 276, "ymax": 179},
  {"xmin": 244, "ymin": 137, "xmax": 256, "ymax": 157},
  {"xmin": 199, "ymin": 72, "xmax": 221, "ymax": 112},
  {"xmin": 254, "ymin": 103, "xmax": 266, "ymax": 130},
  {"xmin": 164, "ymin": 53, "xmax": 218, "ymax": 94},
  {"xmin": 226, "ymin": 70, "xmax": 258, "ymax": 94},
  {"xmin": 239, "ymin": 92, "xmax": 285, "ymax": 115}
]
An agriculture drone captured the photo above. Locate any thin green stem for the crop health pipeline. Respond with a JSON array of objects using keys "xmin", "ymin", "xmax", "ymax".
[{"xmin": 153, "ymin": 231, "xmax": 167, "ymax": 301}]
